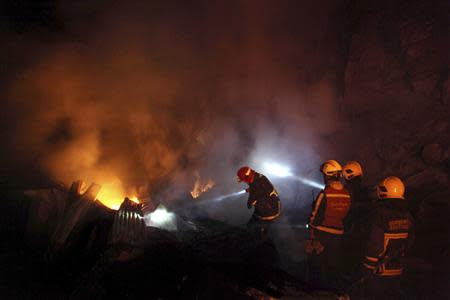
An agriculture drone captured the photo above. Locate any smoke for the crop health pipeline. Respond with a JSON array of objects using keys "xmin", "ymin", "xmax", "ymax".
[{"xmin": 1, "ymin": 1, "xmax": 346, "ymax": 209}]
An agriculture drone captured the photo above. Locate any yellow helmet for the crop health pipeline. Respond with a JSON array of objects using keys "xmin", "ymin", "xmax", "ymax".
[
  {"xmin": 320, "ymin": 160, "xmax": 342, "ymax": 176},
  {"xmin": 377, "ymin": 176, "xmax": 405, "ymax": 199},
  {"xmin": 343, "ymin": 161, "xmax": 363, "ymax": 180}
]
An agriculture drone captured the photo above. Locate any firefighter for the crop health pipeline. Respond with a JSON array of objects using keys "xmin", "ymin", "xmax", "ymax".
[
  {"xmin": 357, "ymin": 176, "xmax": 415, "ymax": 299},
  {"xmin": 342, "ymin": 161, "xmax": 367, "ymax": 204},
  {"xmin": 342, "ymin": 161, "xmax": 373, "ymax": 280},
  {"xmin": 237, "ymin": 166, "xmax": 281, "ymax": 238},
  {"xmin": 306, "ymin": 160, "xmax": 352, "ymax": 291}
]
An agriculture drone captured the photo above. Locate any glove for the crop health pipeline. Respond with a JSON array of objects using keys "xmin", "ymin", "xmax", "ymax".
[
  {"xmin": 362, "ymin": 265, "xmax": 376, "ymax": 277},
  {"xmin": 305, "ymin": 239, "xmax": 314, "ymax": 254},
  {"xmin": 313, "ymin": 240, "xmax": 325, "ymax": 254},
  {"xmin": 305, "ymin": 239, "xmax": 325, "ymax": 255}
]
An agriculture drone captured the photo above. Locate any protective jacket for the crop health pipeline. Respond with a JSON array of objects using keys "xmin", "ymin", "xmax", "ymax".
[
  {"xmin": 345, "ymin": 177, "xmax": 370, "ymax": 204},
  {"xmin": 344, "ymin": 177, "xmax": 373, "ymax": 227},
  {"xmin": 247, "ymin": 173, "xmax": 281, "ymax": 221},
  {"xmin": 363, "ymin": 199, "xmax": 414, "ymax": 276},
  {"xmin": 308, "ymin": 181, "xmax": 351, "ymax": 235}
]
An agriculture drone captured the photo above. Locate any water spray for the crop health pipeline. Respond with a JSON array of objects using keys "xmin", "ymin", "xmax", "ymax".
[
  {"xmin": 212, "ymin": 190, "xmax": 246, "ymax": 202},
  {"xmin": 201, "ymin": 161, "xmax": 323, "ymax": 205},
  {"xmin": 292, "ymin": 176, "xmax": 325, "ymax": 189}
]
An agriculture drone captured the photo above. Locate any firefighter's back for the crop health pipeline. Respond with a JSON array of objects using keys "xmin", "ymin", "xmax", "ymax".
[{"xmin": 358, "ymin": 176, "xmax": 414, "ymax": 300}]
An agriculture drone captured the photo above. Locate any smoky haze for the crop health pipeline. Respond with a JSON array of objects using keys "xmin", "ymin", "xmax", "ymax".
[{"xmin": 1, "ymin": 1, "xmax": 348, "ymax": 211}]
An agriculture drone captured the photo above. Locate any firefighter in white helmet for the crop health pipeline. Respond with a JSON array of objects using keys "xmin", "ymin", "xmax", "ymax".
[
  {"xmin": 343, "ymin": 161, "xmax": 366, "ymax": 202},
  {"xmin": 342, "ymin": 161, "xmax": 373, "ymax": 282},
  {"xmin": 306, "ymin": 160, "xmax": 352, "ymax": 291},
  {"xmin": 356, "ymin": 176, "xmax": 414, "ymax": 299}
]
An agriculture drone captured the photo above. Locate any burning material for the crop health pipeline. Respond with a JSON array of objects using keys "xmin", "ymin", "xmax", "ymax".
[
  {"xmin": 129, "ymin": 196, "xmax": 140, "ymax": 204},
  {"xmin": 94, "ymin": 177, "xmax": 141, "ymax": 210},
  {"xmin": 110, "ymin": 197, "xmax": 146, "ymax": 246},
  {"xmin": 95, "ymin": 177, "xmax": 129, "ymax": 210},
  {"xmin": 51, "ymin": 180, "xmax": 101, "ymax": 250},
  {"xmin": 190, "ymin": 177, "xmax": 215, "ymax": 199}
]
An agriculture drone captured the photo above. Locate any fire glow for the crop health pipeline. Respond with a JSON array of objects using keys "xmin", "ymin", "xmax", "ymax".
[
  {"xmin": 191, "ymin": 177, "xmax": 215, "ymax": 199},
  {"xmin": 94, "ymin": 178, "xmax": 140, "ymax": 210}
]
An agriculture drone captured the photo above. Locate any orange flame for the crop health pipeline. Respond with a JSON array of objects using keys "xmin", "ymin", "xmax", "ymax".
[
  {"xmin": 95, "ymin": 177, "xmax": 139, "ymax": 210},
  {"xmin": 190, "ymin": 177, "xmax": 215, "ymax": 199}
]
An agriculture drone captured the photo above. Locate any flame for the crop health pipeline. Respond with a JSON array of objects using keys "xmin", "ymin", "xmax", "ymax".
[
  {"xmin": 190, "ymin": 177, "xmax": 215, "ymax": 199},
  {"xmin": 95, "ymin": 177, "xmax": 139, "ymax": 210},
  {"xmin": 129, "ymin": 196, "xmax": 140, "ymax": 204}
]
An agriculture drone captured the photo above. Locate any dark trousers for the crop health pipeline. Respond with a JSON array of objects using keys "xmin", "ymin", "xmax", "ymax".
[
  {"xmin": 307, "ymin": 230, "xmax": 346, "ymax": 292},
  {"xmin": 342, "ymin": 226, "xmax": 369, "ymax": 284},
  {"xmin": 247, "ymin": 214, "xmax": 273, "ymax": 239}
]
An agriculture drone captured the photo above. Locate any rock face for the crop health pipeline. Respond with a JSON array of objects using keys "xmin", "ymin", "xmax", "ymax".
[
  {"xmin": 341, "ymin": 0, "xmax": 449, "ymax": 185},
  {"xmin": 340, "ymin": 0, "xmax": 450, "ymax": 283},
  {"xmin": 341, "ymin": 1, "xmax": 450, "ymax": 199},
  {"xmin": 421, "ymin": 143, "xmax": 446, "ymax": 165}
]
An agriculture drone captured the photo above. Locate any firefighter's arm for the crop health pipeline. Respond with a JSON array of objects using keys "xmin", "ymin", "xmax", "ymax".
[
  {"xmin": 247, "ymin": 188, "xmax": 257, "ymax": 209},
  {"xmin": 306, "ymin": 192, "xmax": 325, "ymax": 241},
  {"xmin": 363, "ymin": 214, "xmax": 384, "ymax": 273},
  {"xmin": 308, "ymin": 192, "xmax": 324, "ymax": 228},
  {"xmin": 247, "ymin": 198, "xmax": 257, "ymax": 209}
]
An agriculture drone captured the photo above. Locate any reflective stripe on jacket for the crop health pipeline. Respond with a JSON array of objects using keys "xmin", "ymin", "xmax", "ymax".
[
  {"xmin": 248, "ymin": 173, "xmax": 281, "ymax": 221},
  {"xmin": 363, "ymin": 199, "xmax": 414, "ymax": 276},
  {"xmin": 308, "ymin": 181, "xmax": 351, "ymax": 235}
]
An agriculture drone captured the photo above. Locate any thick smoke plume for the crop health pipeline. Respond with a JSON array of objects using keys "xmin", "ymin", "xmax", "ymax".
[{"xmin": 1, "ymin": 1, "xmax": 347, "ymax": 209}]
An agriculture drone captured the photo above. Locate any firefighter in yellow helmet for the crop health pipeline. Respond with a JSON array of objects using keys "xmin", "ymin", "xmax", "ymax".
[
  {"xmin": 306, "ymin": 160, "xmax": 352, "ymax": 291},
  {"xmin": 355, "ymin": 176, "xmax": 415, "ymax": 299}
]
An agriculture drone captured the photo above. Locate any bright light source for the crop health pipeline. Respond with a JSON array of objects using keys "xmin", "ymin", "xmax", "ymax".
[
  {"xmin": 143, "ymin": 205, "xmax": 176, "ymax": 230},
  {"xmin": 149, "ymin": 207, "xmax": 173, "ymax": 223},
  {"xmin": 262, "ymin": 162, "xmax": 293, "ymax": 177},
  {"xmin": 254, "ymin": 160, "xmax": 325, "ymax": 189}
]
